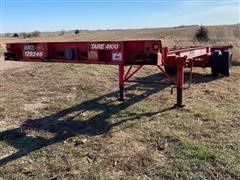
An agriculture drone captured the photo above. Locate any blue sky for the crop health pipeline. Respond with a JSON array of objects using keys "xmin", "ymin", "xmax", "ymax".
[{"xmin": 0, "ymin": 0, "xmax": 239, "ymax": 33}]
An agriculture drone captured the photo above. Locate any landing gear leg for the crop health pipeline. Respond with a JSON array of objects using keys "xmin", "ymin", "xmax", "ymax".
[
  {"xmin": 175, "ymin": 58, "xmax": 185, "ymax": 108},
  {"xmin": 119, "ymin": 64, "xmax": 125, "ymax": 101}
]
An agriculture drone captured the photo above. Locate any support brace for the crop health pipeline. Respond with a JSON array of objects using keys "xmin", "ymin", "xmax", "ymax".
[{"xmin": 124, "ymin": 65, "xmax": 143, "ymax": 81}]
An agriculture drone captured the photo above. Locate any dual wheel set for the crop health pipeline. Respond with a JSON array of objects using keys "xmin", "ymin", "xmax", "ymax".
[{"xmin": 211, "ymin": 50, "xmax": 232, "ymax": 77}]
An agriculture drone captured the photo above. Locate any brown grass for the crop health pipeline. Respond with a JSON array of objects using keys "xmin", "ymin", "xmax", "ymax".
[
  {"xmin": 1, "ymin": 24, "xmax": 240, "ymax": 61},
  {"xmin": 0, "ymin": 25, "xmax": 240, "ymax": 179}
]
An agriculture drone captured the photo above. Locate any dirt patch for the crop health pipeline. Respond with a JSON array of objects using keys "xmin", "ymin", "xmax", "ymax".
[{"xmin": 0, "ymin": 56, "xmax": 33, "ymax": 73}]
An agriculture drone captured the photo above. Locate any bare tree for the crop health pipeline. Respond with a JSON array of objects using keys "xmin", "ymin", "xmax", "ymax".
[
  {"xmin": 5, "ymin": 33, "xmax": 11, "ymax": 37},
  {"xmin": 59, "ymin": 29, "xmax": 65, "ymax": 36},
  {"xmin": 31, "ymin": 31, "xmax": 41, "ymax": 37}
]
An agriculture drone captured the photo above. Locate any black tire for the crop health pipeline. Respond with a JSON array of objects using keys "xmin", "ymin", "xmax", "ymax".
[
  {"xmin": 211, "ymin": 50, "xmax": 221, "ymax": 77},
  {"xmin": 64, "ymin": 48, "xmax": 75, "ymax": 60},
  {"xmin": 221, "ymin": 51, "xmax": 232, "ymax": 77},
  {"xmin": 164, "ymin": 65, "xmax": 177, "ymax": 76}
]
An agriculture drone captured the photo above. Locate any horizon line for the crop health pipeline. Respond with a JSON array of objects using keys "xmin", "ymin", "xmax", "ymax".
[{"xmin": 1, "ymin": 23, "xmax": 239, "ymax": 34}]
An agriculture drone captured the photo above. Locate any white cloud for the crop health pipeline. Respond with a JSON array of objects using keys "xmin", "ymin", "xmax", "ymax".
[{"xmin": 208, "ymin": 4, "xmax": 239, "ymax": 14}]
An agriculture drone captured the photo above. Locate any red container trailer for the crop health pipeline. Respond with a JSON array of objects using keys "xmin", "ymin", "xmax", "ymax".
[{"xmin": 4, "ymin": 40, "xmax": 233, "ymax": 107}]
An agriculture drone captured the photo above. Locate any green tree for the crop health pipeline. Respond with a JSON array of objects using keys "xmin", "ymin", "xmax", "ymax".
[
  {"xmin": 194, "ymin": 25, "xmax": 209, "ymax": 42},
  {"xmin": 12, "ymin": 33, "xmax": 19, "ymax": 37},
  {"xmin": 75, "ymin": 29, "xmax": 80, "ymax": 34}
]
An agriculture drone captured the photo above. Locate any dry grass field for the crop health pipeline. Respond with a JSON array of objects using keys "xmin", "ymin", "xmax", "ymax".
[
  {"xmin": 1, "ymin": 24, "xmax": 240, "ymax": 60},
  {"xmin": 0, "ymin": 25, "xmax": 240, "ymax": 179}
]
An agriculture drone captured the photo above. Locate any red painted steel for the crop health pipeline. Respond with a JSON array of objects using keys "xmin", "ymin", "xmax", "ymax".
[
  {"xmin": 5, "ymin": 40, "xmax": 163, "ymax": 65},
  {"xmin": 4, "ymin": 40, "xmax": 233, "ymax": 107}
]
